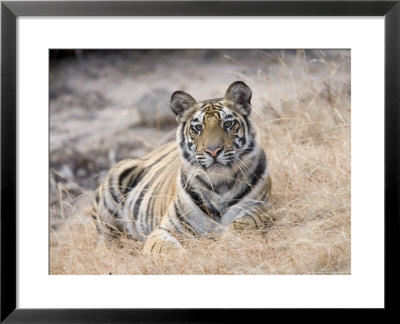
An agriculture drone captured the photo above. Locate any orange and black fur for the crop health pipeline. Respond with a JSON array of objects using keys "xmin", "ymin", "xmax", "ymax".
[{"xmin": 92, "ymin": 81, "xmax": 272, "ymax": 256}]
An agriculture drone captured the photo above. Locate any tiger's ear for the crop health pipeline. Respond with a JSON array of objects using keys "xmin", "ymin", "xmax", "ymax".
[
  {"xmin": 170, "ymin": 91, "xmax": 197, "ymax": 121},
  {"xmin": 224, "ymin": 81, "xmax": 252, "ymax": 115}
]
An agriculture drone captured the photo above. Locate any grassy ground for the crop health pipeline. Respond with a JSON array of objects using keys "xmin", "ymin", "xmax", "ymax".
[{"xmin": 49, "ymin": 49, "xmax": 351, "ymax": 274}]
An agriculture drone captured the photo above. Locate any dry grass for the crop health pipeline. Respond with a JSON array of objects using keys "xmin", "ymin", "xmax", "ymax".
[{"xmin": 50, "ymin": 50, "xmax": 351, "ymax": 275}]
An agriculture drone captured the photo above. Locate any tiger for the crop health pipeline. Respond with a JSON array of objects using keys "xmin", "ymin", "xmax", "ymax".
[{"xmin": 91, "ymin": 81, "xmax": 272, "ymax": 256}]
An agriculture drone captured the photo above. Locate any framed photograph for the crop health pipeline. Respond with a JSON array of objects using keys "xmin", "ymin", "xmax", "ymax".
[{"xmin": 1, "ymin": 0, "xmax": 399, "ymax": 322}]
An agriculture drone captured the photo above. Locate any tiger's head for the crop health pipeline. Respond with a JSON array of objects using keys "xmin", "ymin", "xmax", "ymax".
[{"xmin": 170, "ymin": 81, "xmax": 258, "ymax": 171}]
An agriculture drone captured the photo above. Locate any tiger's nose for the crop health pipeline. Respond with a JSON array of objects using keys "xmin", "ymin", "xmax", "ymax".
[{"xmin": 205, "ymin": 146, "xmax": 223, "ymax": 158}]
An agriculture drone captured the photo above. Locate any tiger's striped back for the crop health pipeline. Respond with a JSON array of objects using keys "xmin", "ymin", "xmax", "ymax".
[{"xmin": 92, "ymin": 142, "xmax": 180, "ymax": 240}]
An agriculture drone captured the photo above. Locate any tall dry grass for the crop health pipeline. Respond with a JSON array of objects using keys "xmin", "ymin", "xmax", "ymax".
[{"xmin": 50, "ymin": 50, "xmax": 350, "ymax": 275}]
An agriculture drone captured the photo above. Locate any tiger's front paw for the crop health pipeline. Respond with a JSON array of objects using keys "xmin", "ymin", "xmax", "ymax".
[
  {"xmin": 227, "ymin": 214, "xmax": 265, "ymax": 235},
  {"xmin": 143, "ymin": 229, "xmax": 185, "ymax": 259},
  {"xmin": 144, "ymin": 241, "xmax": 186, "ymax": 259}
]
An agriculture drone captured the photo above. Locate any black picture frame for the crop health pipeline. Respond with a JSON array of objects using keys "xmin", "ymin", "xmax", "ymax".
[{"xmin": 1, "ymin": 0, "xmax": 399, "ymax": 322}]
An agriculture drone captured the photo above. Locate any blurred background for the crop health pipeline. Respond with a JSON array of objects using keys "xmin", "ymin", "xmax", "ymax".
[{"xmin": 50, "ymin": 50, "xmax": 351, "ymax": 274}]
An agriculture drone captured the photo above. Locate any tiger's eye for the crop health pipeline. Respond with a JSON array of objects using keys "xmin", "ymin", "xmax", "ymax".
[
  {"xmin": 194, "ymin": 125, "xmax": 203, "ymax": 132},
  {"xmin": 223, "ymin": 121, "xmax": 233, "ymax": 128}
]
